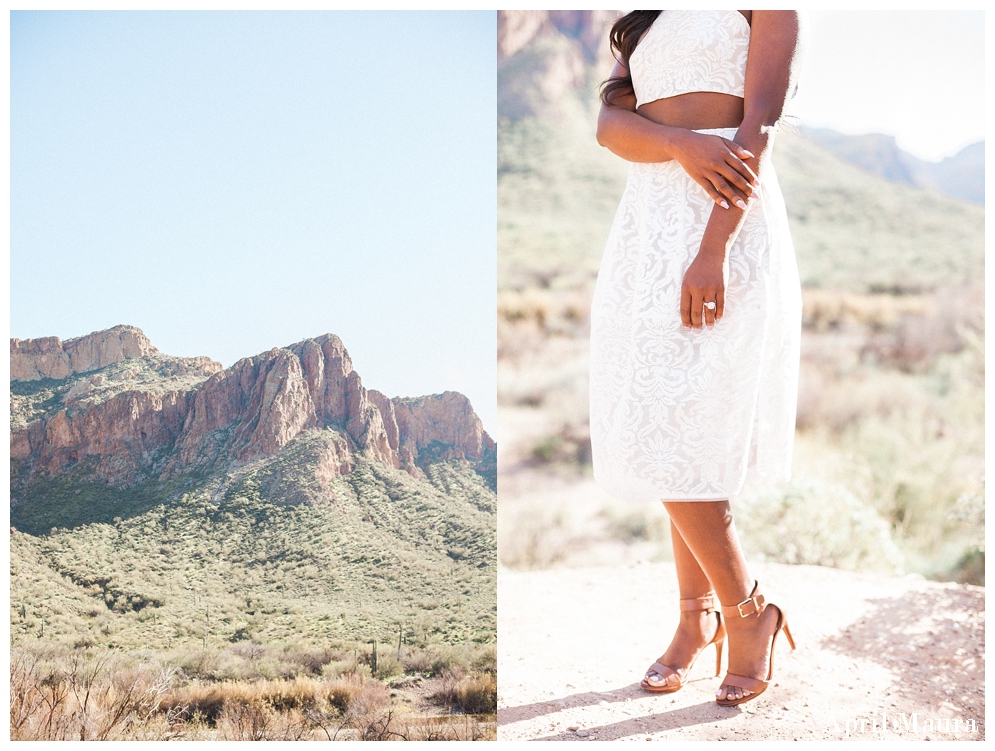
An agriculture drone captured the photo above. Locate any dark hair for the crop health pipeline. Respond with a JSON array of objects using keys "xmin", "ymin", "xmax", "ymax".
[{"xmin": 600, "ymin": 11, "xmax": 662, "ymax": 106}]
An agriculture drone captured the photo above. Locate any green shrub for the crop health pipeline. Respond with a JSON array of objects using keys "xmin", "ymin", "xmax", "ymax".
[
  {"xmin": 737, "ymin": 480, "xmax": 903, "ymax": 574},
  {"xmin": 372, "ymin": 653, "xmax": 403, "ymax": 680}
]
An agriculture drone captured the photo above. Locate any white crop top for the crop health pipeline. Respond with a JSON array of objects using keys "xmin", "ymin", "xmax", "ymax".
[{"xmin": 629, "ymin": 10, "xmax": 750, "ymax": 108}]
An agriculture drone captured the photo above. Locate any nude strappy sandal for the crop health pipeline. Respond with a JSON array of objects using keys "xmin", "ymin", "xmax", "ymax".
[
  {"xmin": 641, "ymin": 592, "xmax": 726, "ymax": 693},
  {"xmin": 715, "ymin": 581, "xmax": 796, "ymax": 707}
]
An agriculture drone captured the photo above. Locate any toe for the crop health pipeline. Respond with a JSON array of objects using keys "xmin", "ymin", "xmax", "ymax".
[{"xmin": 644, "ymin": 671, "xmax": 670, "ymax": 688}]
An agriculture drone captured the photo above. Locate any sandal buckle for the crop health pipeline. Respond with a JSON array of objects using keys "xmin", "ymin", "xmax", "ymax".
[{"xmin": 734, "ymin": 593, "xmax": 765, "ymax": 618}]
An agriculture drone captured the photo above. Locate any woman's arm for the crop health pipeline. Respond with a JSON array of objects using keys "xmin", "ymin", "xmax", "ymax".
[
  {"xmin": 681, "ymin": 11, "xmax": 801, "ymax": 329},
  {"xmin": 597, "ymin": 60, "xmax": 758, "ymax": 209}
]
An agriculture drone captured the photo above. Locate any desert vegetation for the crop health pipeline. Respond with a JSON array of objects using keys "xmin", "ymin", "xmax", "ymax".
[
  {"xmin": 10, "ymin": 641, "xmax": 495, "ymax": 740},
  {"xmin": 11, "ymin": 428, "xmax": 496, "ymax": 739}
]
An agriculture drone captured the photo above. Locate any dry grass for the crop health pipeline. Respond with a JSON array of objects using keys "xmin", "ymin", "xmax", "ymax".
[
  {"xmin": 159, "ymin": 674, "xmax": 368, "ymax": 723},
  {"xmin": 10, "ymin": 644, "xmax": 496, "ymax": 741},
  {"xmin": 431, "ymin": 668, "xmax": 498, "ymax": 715},
  {"xmin": 9, "ymin": 649, "xmax": 178, "ymax": 741}
]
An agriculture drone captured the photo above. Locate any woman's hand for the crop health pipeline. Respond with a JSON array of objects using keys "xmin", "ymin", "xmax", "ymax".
[
  {"xmin": 672, "ymin": 131, "xmax": 759, "ymax": 211},
  {"xmin": 597, "ymin": 104, "xmax": 759, "ymax": 209},
  {"xmin": 596, "ymin": 58, "xmax": 758, "ymax": 210},
  {"xmin": 680, "ymin": 247, "xmax": 726, "ymax": 329}
]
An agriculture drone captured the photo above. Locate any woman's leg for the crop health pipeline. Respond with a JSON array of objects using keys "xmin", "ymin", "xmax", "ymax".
[
  {"xmin": 670, "ymin": 519, "xmax": 713, "ymax": 599},
  {"xmin": 663, "ymin": 500, "xmax": 783, "ymax": 702},
  {"xmin": 645, "ymin": 521, "xmax": 722, "ymax": 686}
]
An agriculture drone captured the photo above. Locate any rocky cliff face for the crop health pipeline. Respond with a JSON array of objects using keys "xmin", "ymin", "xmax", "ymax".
[
  {"xmin": 10, "ymin": 325, "xmax": 159, "ymax": 381},
  {"xmin": 498, "ymin": 10, "xmax": 617, "ymax": 65},
  {"xmin": 10, "ymin": 327, "xmax": 494, "ymax": 488},
  {"xmin": 497, "ymin": 9, "xmax": 619, "ymax": 119},
  {"xmin": 394, "ymin": 392, "xmax": 496, "ymax": 466}
]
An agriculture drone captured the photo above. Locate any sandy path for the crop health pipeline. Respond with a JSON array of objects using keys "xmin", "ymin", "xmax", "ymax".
[{"xmin": 498, "ymin": 561, "xmax": 984, "ymax": 741}]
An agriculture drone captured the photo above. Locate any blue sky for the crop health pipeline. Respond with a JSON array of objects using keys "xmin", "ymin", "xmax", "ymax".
[{"xmin": 10, "ymin": 10, "xmax": 497, "ymax": 431}]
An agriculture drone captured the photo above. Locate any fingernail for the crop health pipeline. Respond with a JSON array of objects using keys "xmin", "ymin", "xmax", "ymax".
[
  {"xmin": 720, "ymin": 200, "xmax": 729, "ymax": 209},
  {"xmin": 735, "ymin": 199, "xmax": 748, "ymax": 210},
  {"xmin": 743, "ymin": 150, "xmax": 754, "ymax": 158}
]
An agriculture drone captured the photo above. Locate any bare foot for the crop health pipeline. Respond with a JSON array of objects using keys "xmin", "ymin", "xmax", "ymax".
[{"xmin": 643, "ymin": 609, "xmax": 723, "ymax": 690}]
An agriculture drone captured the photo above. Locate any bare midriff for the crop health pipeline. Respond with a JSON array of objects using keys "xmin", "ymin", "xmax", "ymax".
[{"xmin": 637, "ymin": 91, "xmax": 744, "ymax": 131}]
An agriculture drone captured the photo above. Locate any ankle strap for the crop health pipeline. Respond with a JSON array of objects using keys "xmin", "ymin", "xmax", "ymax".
[
  {"xmin": 721, "ymin": 582, "xmax": 766, "ymax": 618},
  {"xmin": 680, "ymin": 593, "xmax": 717, "ymax": 613}
]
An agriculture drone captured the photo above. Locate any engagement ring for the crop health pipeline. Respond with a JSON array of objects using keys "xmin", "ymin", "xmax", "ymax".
[{"xmin": 704, "ymin": 301, "xmax": 716, "ymax": 310}]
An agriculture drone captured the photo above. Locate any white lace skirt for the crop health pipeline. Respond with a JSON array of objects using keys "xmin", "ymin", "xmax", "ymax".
[{"xmin": 589, "ymin": 128, "xmax": 802, "ymax": 501}]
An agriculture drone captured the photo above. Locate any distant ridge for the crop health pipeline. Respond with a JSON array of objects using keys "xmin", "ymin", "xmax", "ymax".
[{"xmin": 801, "ymin": 126, "xmax": 984, "ymax": 205}]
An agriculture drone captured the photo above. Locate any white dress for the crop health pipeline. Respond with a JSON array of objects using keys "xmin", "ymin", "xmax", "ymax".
[{"xmin": 589, "ymin": 10, "xmax": 802, "ymax": 501}]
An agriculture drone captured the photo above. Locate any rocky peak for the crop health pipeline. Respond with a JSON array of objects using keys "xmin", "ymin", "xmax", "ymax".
[
  {"xmin": 497, "ymin": 10, "xmax": 619, "ymax": 120},
  {"xmin": 11, "ymin": 325, "xmax": 158, "ymax": 381},
  {"xmin": 393, "ymin": 392, "xmax": 496, "ymax": 465},
  {"xmin": 498, "ymin": 10, "xmax": 617, "ymax": 64}
]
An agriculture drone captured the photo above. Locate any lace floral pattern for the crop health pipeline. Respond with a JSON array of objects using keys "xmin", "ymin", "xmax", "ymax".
[
  {"xmin": 630, "ymin": 10, "xmax": 750, "ymax": 107},
  {"xmin": 589, "ymin": 128, "xmax": 802, "ymax": 500}
]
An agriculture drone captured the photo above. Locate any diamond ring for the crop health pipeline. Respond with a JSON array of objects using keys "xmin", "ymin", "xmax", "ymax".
[{"xmin": 704, "ymin": 301, "xmax": 716, "ymax": 311}]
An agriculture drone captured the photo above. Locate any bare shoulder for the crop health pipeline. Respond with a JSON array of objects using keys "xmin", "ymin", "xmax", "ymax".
[
  {"xmin": 750, "ymin": 10, "xmax": 800, "ymax": 39},
  {"xmin": 742, "ymin": 11, "xmax": 801, "ymax": 122}
]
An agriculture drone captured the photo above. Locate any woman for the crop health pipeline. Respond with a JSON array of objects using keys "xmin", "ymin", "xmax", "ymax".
[{"xmin": 590, "ymin": 10, "xmax": 802, "ymax": 706}]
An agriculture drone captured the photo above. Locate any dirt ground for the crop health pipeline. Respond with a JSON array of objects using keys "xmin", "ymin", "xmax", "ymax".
[{"xmin": 497, "ymin": 561, "xmax": 984, "ymax": 741}]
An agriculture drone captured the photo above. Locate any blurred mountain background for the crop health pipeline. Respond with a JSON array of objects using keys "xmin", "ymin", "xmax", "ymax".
[{"xmin": 496, "ymin": 11, "xmax": 984, "ymax": 584}]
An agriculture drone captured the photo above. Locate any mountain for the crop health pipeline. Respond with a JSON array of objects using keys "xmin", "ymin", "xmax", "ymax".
[
  {"xmin": 802, "ymin": 126, "xmax": 984, "ymax": 205},
  {"xmin": 11, "ymin": 325, "xmax": 494, "ymax": 494},
  {"xmin": 10, "ymin": 326, "xmax": 496, "ymax": 649}
]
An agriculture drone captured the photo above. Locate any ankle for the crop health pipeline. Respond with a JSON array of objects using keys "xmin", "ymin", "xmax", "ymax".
[
  {"xmin": 720, "ymin": 580, "xmax": 764, "ymax": 619},
  {"xmin": 677, "ymin": 608, "xmax": 719, "ymax": 634}
]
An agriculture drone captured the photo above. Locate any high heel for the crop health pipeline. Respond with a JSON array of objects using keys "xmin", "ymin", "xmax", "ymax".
[
  {"xmin": 641, "ymin": 592, "xmax": 726, "ymax": 693},
  {"xmin": 715, "ymin": 581, "xmax": 795, "ymax": 707}
]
